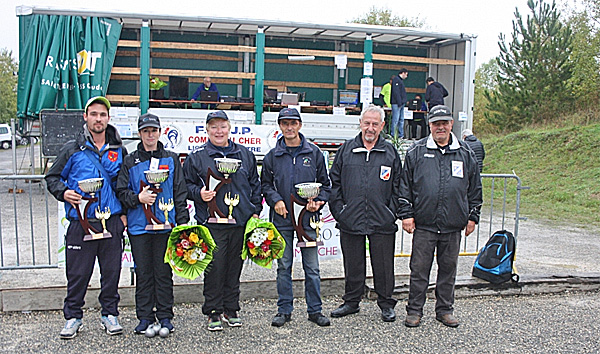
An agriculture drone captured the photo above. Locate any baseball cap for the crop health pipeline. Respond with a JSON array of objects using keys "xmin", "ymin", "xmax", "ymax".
[
  {"xmin": 84, "ymin": 96, "xmax": 111, "ymax": 113},
  {"xmin": 206, "ymin": 110, "xmax": 229, "ymax": 124},
  {"xmin": 277, "ymin": 107, "xmax": 301, "ymax": 123},
  {"xmin": 138, "ymin": 113, "xmax": 161, "ymax": 130},
  {"xmin": 428, "ymin": 105, "xmax": 453, "ymax": 123}
]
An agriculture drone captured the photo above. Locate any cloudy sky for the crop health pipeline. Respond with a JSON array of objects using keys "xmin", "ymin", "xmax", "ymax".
[{"xmin": 1, "ymin": 0, "xmax": 533, "ymax": 66}]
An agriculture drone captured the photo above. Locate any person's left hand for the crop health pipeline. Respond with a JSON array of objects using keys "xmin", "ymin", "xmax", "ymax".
[
  {"xmin": 306, "ymin": 199, "xmax": 325, "ymax": 212},
  {"xmin": 252, "ymin": 214, "xmax": 259, "ymax": 219},
  {"xmin": 465, "ymin": 220, "xmax": 476, "ymax": 236}
]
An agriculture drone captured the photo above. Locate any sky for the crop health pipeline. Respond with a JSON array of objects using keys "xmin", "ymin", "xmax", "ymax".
[{"xmin": 1, "ymin": 0, "xmax": 531, "ymax": 67}]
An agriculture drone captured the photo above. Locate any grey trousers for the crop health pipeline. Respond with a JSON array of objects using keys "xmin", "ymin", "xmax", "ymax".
[{"xmin": 406, "ymin": 229, "xmax": 461, "ymax": 316}]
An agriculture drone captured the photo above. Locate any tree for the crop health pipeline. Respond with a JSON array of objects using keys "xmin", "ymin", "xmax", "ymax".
[
  {"xmin": 473, "ymin": 59, "xmax": 500, "ymax": 135},
  {"xmin": 0, "ymin": 48, "xmax": 18, "ymax": 124},
  {"xmin": 485, "ymin": 0, "xmax": 574, "ymax": 131},
  {"xmin": 352, "ymin": 6, "xmax": 426, "ymax": 28}
]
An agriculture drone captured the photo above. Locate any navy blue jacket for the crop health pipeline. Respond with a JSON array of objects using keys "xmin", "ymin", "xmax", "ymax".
[
  {"xmin": 329, "ymin": 133, "xmax": 401, "ymax": 235},
  {"xmin": 116, "ymin": 141, "xmax": 189, "ymax": 236},
  {"xmin": 425, "ymin": 81, "xmax": 449, "ymax": 108},
  {"xmin": 183, "ymin": 139, "xmax": 262, "ymax": 227},
  {"xmin": 261, "ymin": 133, "xmax": 331, "ymax": 231},
  {"xmin": 398, "ymin": 134, "xmax": 483, "ymax": 233},
  {"xmin": 45, "ymin": 124, "xmax": 126, "ymax": 221},
  {"xmin": 391, "ymin": 75, "xmax": 407, "ymax": 106}
]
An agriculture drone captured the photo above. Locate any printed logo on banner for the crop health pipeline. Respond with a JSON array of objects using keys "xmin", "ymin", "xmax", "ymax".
[
  {"xmin": 380, "ymin": 165, "xmax": 391, "ymax": 181},
  {"xmin": 161, "ymin": 125, "xmax": 183, "ymax": 150},
  {"xmin": 266, "ymin": 128, "xmax": 281, "ymax": 149}
]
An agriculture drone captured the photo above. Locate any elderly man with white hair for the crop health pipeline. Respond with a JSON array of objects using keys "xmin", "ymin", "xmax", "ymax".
[{"xmin": 461, "ymin": 129, "xmax": 485, "ymax": 173}]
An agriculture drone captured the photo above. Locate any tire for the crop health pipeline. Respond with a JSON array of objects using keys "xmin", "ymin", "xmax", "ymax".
[
  {"xmin": 19, "ymin": 138, "xmax": 29, "ymax": 146},
  {"xmin": 1, "ymin": 141, "xmax": 10, "ymax": 149}
]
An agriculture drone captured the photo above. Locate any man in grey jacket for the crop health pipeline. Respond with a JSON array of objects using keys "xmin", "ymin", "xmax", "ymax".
[{"xmin": 399, "ymin": 105, "xmax": 482, "ymax": 328}]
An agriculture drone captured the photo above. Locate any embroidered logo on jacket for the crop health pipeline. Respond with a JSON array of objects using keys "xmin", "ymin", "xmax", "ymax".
[
  {"xmin": 302, "ymin": 157, "xmax": 311, "ymax": 167},
  {"xmin": 380, "ymin": 166, "xmax": 391, "ymax": 181},
  {"xmin": 108, "ymin": 150, "xmax": 118, "ymax": 162}
]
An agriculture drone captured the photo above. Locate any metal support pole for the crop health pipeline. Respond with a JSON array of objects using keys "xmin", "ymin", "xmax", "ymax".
[
  {"xmin": 140, "ymin": 20, "xmax": 150, "ymax": 114},
  {"xmin": 254, "ymin": 27, "xmax": 265, "ymax": 124}
]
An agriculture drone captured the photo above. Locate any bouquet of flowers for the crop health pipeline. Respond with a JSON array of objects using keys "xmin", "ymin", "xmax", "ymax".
[
  {"xmin": 242, "ymin": 218, "xmax": 286, "ymax": 269},
  {"xmin": 164, "ymin": 224, "xmax": 217, "ymax": 280}
]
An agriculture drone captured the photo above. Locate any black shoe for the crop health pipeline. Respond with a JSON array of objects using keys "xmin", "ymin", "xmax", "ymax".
[
  {"xmin": 381, "ymin": 308, "xmax": 396, "ymax": 322},
  {"xmin": 330, "ymin": 304, "xmax": 359, "ymax": 318},
  {"xmin": 271, "ymin": 313, "xmax": 291, "ymax": 327},
  {"xmin": 308, "ymin": 313, "xmax": 331, "ymax": 327}
]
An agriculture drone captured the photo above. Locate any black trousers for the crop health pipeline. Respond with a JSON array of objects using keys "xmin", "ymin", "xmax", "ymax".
[
  {"xmin": 202, "ymin": 226, "xmax": 244, "ymax": 315},
  {"xmin": 409, "ymin": 119, "xmax": 428, "ymax": 139},
  {"xmin": 340, "ymin": 231, "xmax": 397, "ymax": 310},
  {"xmin": 130, "ymin": 232, "xmax": 173, "ymax": 322},
  {"xmin": 406, "ymin": 229, "xmax": 461, "ymax": 316},
  {"xmin": 64, "ymin": 216, "xmax": 124, "ymax": 319}
]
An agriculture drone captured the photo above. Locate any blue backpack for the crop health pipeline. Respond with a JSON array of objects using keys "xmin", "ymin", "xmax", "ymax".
[{"xmin": 472, "ymin": 230, "xmax": 519, "ymax": 283}]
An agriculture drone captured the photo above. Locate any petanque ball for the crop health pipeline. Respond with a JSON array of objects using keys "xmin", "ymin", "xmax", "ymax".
[
  {"xmin": 145, "ymin": 327, "xmax": 156, "ymax": 338},
  {"xmin": 158, "ymin": 327, "xmax": 170, "ymax": 338}
]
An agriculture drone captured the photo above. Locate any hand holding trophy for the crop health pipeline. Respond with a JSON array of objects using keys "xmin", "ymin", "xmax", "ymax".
[
  {"xmin": 77, "ymin": 177, "xmax": 113, "ymax": 241},
  {"xmin": 291, "ymin": 182, "xmax": 323, "ymax": 247},
  {"xmin": 206, "ymin": 158, "xmax": 242, "ymax": 223}
]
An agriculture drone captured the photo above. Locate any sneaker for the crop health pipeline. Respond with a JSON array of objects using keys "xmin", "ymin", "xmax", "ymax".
[
  {"xmin": 222, "ymin": 311, "xmax": 242, "ymax": 327},
  {"xmin": 159, "ymin": 318, "xmax": 175, "ymax": 333},
  {"xmin": 308, "ymin": 312, "xmax": 331, "ymax": 327},
  {"xmin": 207, "ymin": 312, "xmax": 223, "ymax": 331},
  {"xmin": 59, "ymin": 318, "xmax": 83, "ymax": 339},
  {"xmin": 100, "ymin": 315, "xmax": 123, "ymax": 335},
  {"xmin": 134, "ymin": 319, "xmax": 153, "ymax": 334},
  {"xmin": 271, "ymin": 313, "xmax": 291, "ymax": 327}
]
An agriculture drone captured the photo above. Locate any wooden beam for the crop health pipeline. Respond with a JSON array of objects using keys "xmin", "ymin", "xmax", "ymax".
[
  {"xmin": 106, "ymin": 94, "xmax": 139, "ymax": 102},
  {"xmin": 372, "ymin": 53, "xmax": 464, "ymax": 66},
  {"xmin": 111, "ymin": 67, "xmax": 255, "ymax": 79}
]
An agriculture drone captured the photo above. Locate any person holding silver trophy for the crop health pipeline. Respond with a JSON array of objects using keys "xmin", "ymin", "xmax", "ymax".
[
  {"xmin": 45, "ymin": 96, "xmax": 127, "ymax": 339},
  {"xmin": 183, "ymin": 110, "xmax": 262, "ymax": 331},
  {"xmin": 261, "ymin": 108, "xmax": 331, "ymax": 327},
  {"xmin": 116, "ymin": 113, "xmax": 189, "ymax": 335}
]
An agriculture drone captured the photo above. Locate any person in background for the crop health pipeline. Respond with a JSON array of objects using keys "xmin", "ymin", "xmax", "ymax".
[
  {"xmin": 409, "ymin": 94, "xmax": 428, "ymax": 139},
  {"xmin": 183, "ymin": 110, "xmax": 262, "ymax": 331},
  {"xmin": 399, "ymin": 105, "xmax": 482, "ymax": 329},
  {"xmin": 379, "ymin": 76, "xmax": 393, "ymax": 108},
  {"xmin": 261, "ymin": 108, "xmax": 331, "ymax": 328},
  {"xmin": 329, "ymin": 105, "xmax": 401, "ymax": 323},
  {"xmin": 424, "ymin": 77, "xmax": 448, "ymax": 110},
  {"xmin": 116, "ymin": 113, "xmax": 189, "ymax": 335},
  {"xmin": 391, "ymin": 69, "xmax": 408, "ymax": 139},
  {"xmin": 45, "ymin": 96, "xmax": 126, "ymax": 339},
  {"xmin": 191, "ymin": 77, "xmax": 220, "ymax": 109},
  {"xmin": 462, "ymin": 129, "xmax": 486, "ymax": 173}
]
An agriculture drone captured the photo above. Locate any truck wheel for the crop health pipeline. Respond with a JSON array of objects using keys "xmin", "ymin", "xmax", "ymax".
[{"xmin": 1, "ymin": 141, "xmax": 10, "ymax": 149}]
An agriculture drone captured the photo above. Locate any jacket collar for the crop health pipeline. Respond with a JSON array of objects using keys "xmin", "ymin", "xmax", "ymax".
[
  {"xmin": 136, "ymin": 140, "xmax": 165, "ymax": 159},
  {"xmin": 80, "ymin": 123, "xmax": 123, "ymax": 152},
  {"xmin": 426, "ymin": 132, "xmax": 460, "ymax": 151},
  {"xmin": 205, "ymin": 139, "xmax": 241, "ymax": 157}
]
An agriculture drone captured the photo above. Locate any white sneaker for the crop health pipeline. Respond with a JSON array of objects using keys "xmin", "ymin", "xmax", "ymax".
[
  {"xmin": 100, "ymin": 315, "xmax": 123, "ymax": 335},
  {"xmin": 60, "ymin": 318, "xmax": 83, "ymax": 339}
]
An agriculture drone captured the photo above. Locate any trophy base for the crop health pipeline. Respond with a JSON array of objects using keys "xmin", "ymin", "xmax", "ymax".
[
  {"xmin": 297, "ymin": 240, "xmax": 324, "ymax": 248},
  {"xmin": 145, "ymin": 224, "xmax": 173, "ymax": 231},
  {"xmin": 83, "ymin": 232, "xmax": 112, "ymax": 242},
  {"xmin": 208, "ymin": 217, "xmax": 237, "ymax": 224}
]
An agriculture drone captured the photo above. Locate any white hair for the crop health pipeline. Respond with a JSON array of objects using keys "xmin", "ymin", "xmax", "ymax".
[
  {"xmin": 462, "ymin": 129, "xmax": 473, "ymax": 138},
  {"xmin": 361, "ymin": 104, "xmax": 385, "ymax": 122}
]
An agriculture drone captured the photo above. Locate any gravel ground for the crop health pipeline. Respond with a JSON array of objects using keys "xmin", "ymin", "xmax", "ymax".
[{"xmin": 1, "ymin": 290, "xmax": 599, "ymax": 354}]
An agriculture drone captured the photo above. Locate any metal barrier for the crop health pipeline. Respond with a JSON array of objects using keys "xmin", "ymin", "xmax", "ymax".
[
  {"xmin": 396, "ymin": 173, "xmax": 529, "ymax": 257},
  {"xmin": 0, "ymin": 175, "xmax": 56, "ymax": 270}
]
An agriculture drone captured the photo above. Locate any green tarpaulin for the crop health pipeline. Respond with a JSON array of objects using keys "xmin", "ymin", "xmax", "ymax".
[{"xmin": 17, "ymin": 14, "xmax": 121, "ymax": 118}]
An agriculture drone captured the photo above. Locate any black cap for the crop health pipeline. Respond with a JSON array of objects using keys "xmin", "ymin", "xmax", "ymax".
[
  {"xmin": 428, "ymin": 105, "xmax": 453, "ymax": 123},
  {"xmin": 277, "ymin": 107, "xmax": 301, "ymax": 123},
  {"xmin": 206, "ymin": 110, "xmax": 229, "ymax": 124},
  {"xmin": 138, "ymin": 113, "xmax": 161, "ymax": 130}
]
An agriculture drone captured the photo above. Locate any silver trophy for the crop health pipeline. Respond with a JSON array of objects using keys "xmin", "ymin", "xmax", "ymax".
[
  {"xmin": 207, "ymin": 158, "xmax": 242, "ymax": 223},
  {"xmin": 141, "ymin": 169, "xmax": 173, "ymax": 230},
  {"xmin": 291, "ymin": 183, "xmax": 323, "ymax": 247},
  {"xmin": 77, "ymin": 178, "xmax": 112, "ymax": 241}
]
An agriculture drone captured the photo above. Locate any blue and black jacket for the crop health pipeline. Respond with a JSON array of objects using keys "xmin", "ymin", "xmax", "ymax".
[
  {"xmin": 261, "ymin": 133, "xmax": 330, "ymax": 232},
  {"xmin": 45, "ymin": 124, "xmax": 126, "ymax": 221},
  {"xmin": 116, "ymin": 141, "xmax": 189, "ymax": 236},
  {"xmin": 183, "ymin": 139, "xmax": 262, "ymax": 228}
]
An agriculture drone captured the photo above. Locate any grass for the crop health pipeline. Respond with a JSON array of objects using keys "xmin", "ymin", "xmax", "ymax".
[{"xmin": 481, "ymin": 123, "xmax": 600, "ymax": 227}]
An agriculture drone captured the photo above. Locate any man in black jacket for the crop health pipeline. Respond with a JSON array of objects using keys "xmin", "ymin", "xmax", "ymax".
[
  {"xmin": 399, "ymin": 105, "xmax": 482, "ymax": 328},
  {"xmin": 424, "ymin": 77, "xmax": 449, "ymax": 110},
  {"xmin": 462, "ymin": 129, "xmax": 486, "ymax": 172},
  {"xmin": 261, "ymin": 108, "xmax": 331, "ymax": 327},
  {"xmin": 391, "ymin": 68, "xmax": 408, "ymax": 138},
  {"xmin": 329, "ymin": 105, "xmax": 401, "ymax": 323}
]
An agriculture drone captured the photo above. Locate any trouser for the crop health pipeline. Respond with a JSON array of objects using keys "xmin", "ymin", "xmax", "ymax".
[
  {"xmin": 406, "ymin": 229, "xmax": 461, "ymax": 316},
  {"xmin": 391, "ymin": 104, "xmax": 405, "ymax": 138},
  {"xmin": 410, "ymin": 119, "xmax": 427, "ymax": 139},
  {"xmin": 129, "ymin": 232, "xmax": 173, "ymax": 322},
  {"xmin": 64, "ymin": 216, "xmax": 124, "ymax": 320},
  {"xmin": 340, "ymin": 231, "xmax": 397, "ymax": 309},
  {"xmin": 202, "ymin": 226, "xmax": 244, "ymax": 315},
  {"xmin": 276, "ymin": 229, "xmax": 322, "ymax": 315}
]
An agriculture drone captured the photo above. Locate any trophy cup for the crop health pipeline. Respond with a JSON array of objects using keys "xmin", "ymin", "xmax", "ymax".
[
  {"xmin": 206, "ymin": 158, "xmax": 242, "ymax": 224},
  {"xmin": 291, "ymin": 182, "xmax": 324, "ymax": 247},
  {"xmin": 141, "ymin": 169, "xmax": 173, "ymax": 230},
  {"xmin": 76, "ymin": 178, "xmax": 113, "ymax": 241}
]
